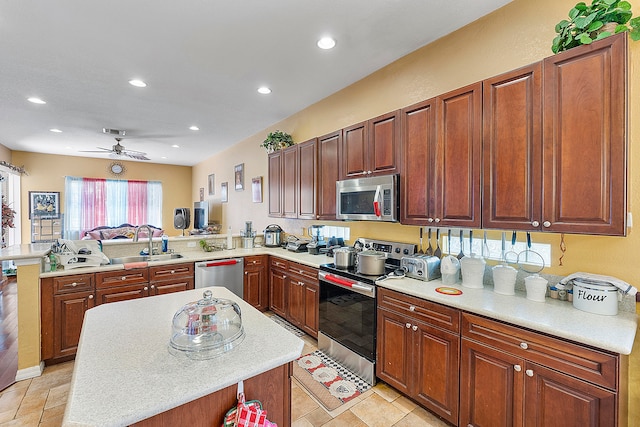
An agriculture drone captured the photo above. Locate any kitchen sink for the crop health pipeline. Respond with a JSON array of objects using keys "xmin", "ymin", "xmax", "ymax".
[{"xmin": 109, "ymin": 253, "xmax": 184, "ymax": 265}]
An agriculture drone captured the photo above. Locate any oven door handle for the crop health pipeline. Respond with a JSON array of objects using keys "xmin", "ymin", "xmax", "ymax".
[{"xmin": 319, "ymin": 272, "xmax": 375, "ymax": 296}]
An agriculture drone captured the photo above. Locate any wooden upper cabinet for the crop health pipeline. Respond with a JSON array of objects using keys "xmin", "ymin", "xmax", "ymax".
[
  {"xmin": 281, "ymin": 145, "xmax": 298, "ymax": 219},
  {"xmin": 401, "ymin": 98, "xmax": 436, "ymax": 225},
  {"xmin": 297, "ymin": 138, "xmax": 317, "ymax": 219},
  {"xmin": 267, "ymin": 151, "xmax": 283, "ymax": 217},
  {"xmin": 341, "ymin": 111, "xmax": 400, "ymax": 179},
  {"xmin": 483, "ymin": 62, "xmax": 543, "ymax": 230},
  {"xmin": 435, "ymin": 82, "xmax": 483, "ymax": 228},
  {"xmin": 542, "ymin": 32, "xmax": 627, "ymax": 236},
  {"xmin": 317, "ymin": 130, "xmax": 342, "ymax": 220}
]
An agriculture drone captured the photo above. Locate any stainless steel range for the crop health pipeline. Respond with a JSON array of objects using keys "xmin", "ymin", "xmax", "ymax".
[{"xmin": 318, "ymin": 238, "xmax": 416, "ymax": 385}]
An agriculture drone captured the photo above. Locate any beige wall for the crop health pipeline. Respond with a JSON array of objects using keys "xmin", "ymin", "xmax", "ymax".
[
  {"xmin": 0, "ymin": 143, "xmax": 11, "ymax": 163},
  {"xmin": 11, "ymin": 151, "xmax": 193, "ymax": 240},
  {"xmin": 193, "ymin": 0, "xmax": 639, "ymax": 422}
]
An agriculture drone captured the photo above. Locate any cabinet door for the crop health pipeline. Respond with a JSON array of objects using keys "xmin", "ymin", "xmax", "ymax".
[
  {"xmin": 244, "ymin": 257, "xmax": 268, "ymax": 312},
  {"xmin": 303, "ymin": 281, "xmax": 318, "ymax": 338},
  {"xmin": 268, "ymin": 151, "xmax": 283, "ymax": 217},
  {"xmin": 542, "ymin": 32, "xmax": 627, "ymax": 236},
  {"xmin": 435, "ymin": 82, "xmax": 483, "ymax": 228},
  {"xmin": 523, "ymin": 362, "xmax": 616, "ymax": 427},
  {"xmin": 413, "ymin": 320, "xmax": 460, "ymax": 424},
  {"xmin": 400, "ymin": 98, "xmax": 437, "ymax": 224},
  {"xmin": 317, "ymin": 131, "xmax": 341, "ymax": 220},
  {"xmin": 376, "ymin": 307, "xmax": 412, "ymax": 396},
  {"xmin": 269, "ymin": 268, "xmax": 287, "ymax": 318},
  {"xmin": 286, "ymin": 275, "xmax": 305, "ymax": 328},
  {"xmin": 369, "ymin": 110, "xmax": 401, "ymax": 176},
  {"xmin": 460, "ymin": 338, "xmax": 524, "ymax": 427},
  {"xmin": 483, "ymin": 62, "xmax": 543, "ymax": 230},
  {"xmin": 341, "ymin": 121, "xmax": 368, "ymax": 179},
  {"xmin": 282, "ymin": 145, "xmax": 299, "ymax": 218},
  {"xmin": 297, "ymin": 138, "xmax": 317, "ymax": 219},
  {"xmin": 53, "ymin": 291, "xmax": 95, "ymax": 359}
]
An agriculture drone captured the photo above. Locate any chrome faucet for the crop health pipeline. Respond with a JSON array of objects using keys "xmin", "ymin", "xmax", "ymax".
[{"xmin": 133, "ymin": 225, "xmax": 154, "ymax": 256}]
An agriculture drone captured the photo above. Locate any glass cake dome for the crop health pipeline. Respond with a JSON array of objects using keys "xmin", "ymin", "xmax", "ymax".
[{"xmin": 168, "ymin": 290, "xmax": 245, "ymax": 360}]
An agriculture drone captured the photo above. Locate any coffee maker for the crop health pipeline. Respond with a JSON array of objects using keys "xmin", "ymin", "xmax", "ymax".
[{"xmin": 306, "ymin": 225, "xmax": 326, "ymax": 255}]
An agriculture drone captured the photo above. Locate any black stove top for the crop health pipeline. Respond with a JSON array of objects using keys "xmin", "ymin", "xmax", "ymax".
[{"xmin": 320, "ymin": 262, "xmax": 399, "ymax": 284}]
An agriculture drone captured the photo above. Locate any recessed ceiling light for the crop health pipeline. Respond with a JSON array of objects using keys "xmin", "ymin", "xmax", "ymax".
[
  {"xmin": 49, "ymin": 128, "xmax": 62, "ymax": 133},
  {"xmin": 129, "ymin": 79, "xmax": 147, "ymax": 88},
  {"xmin": 161, "ymin": 156, "xmax": 167, "ymax": 159},
  {"xmin": 257, "ymin": 87, "xmax": 272, "ymax": 94},
  {"xmin": 317, "ymin": 37, "xmax": 336, "ymax": 50},
  {"xmin": 171, "ymin": 144, "xmax": 180, "ymax": 148},
  {"xmin": 189, "ymin": 126, "xmax": 200, "ymax": 131},
  {"xmin": 27, "ymin": 97, "xmax": 46, "ymax": 104},
  {"xmin": 65, "ymin": 146, "xmax": 72, "ymax": 150}
]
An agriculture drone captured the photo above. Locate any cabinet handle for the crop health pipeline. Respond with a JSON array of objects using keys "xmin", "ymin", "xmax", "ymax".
[
  {"xmin": 298, "ymin": 281, "xmax": 304, "ymax": 286},
  {"xmin": 434, "ymin": 218, "xmax": 441, "ymax": 223},
  {"xmin": 531, "ymin": 221, "xmax": 540, "ymax": 227},
  {"xmin": 543, "ymin": 221, "xmax": 551, "ymax": 228},
  {"xmin": 409, "ymin": 305, "xmax": 415, "ymax": 311},
  {"xmin": 150, "ymin": 285, "xmax": 155, "ymax": 289},
  {"xmin": 144, "ymin": 287, "xmax": 148, "ymax": 291},
  {"xmin": 283, "ymin": 275, "xmax": 287, "ymax": 279},
  {"xmin": 171, "ymin": 270, "xmax": 175, "ymax": 274},
  {"xmin": 121, "ymin": 277, "xmax": 126, "ymax": 281},
  {"xmin": 406, "ymin": 323, "xmax": 411, "ymax": 329},
  {"xmin": 70, "ymin": 282, "xmax": 78, "ymax": 287},
  {"xmin": 525, "ymin": 369, "xmax": 534, "ymax": 377},
  {"xmin": 412, "ymin": 325, "xmax": 418, "ymax": 331},
  {"xmin": 519, "ymin": 342, "xmax": 528, "ymax": 350},
  {"xmin": 88, "ymin": 294, "xmax": 94, "ymax": 299},
  {"xmin": 514, "ymin": 364, "xmax": 522, "ymax": 372}
]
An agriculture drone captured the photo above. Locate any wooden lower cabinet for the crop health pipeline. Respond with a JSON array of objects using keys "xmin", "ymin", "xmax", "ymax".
[
  {"xmin": 149, "ymin": 262, "xmax": 194, "ymax": 296},
  {"xmin": 460, "ymin": 313, "xmax": 620, "ymax": 427},
  {"xmin": 269, "ymin": 258, "xmax": 288, "ymax": 318},
  {"xmin": 95, "ymin": 269, "xmax": 149, "ymax": 305},
  {"xmin": 244, "ymin": 255, "xmax": 269, "ymax": 311},
  {"xmin": 376, "ymin": 288, "xmax": 460, "ymax": 424},
  {"xmin": 41, "ymin": 274, "xmax": 96, "ymax": 363}
]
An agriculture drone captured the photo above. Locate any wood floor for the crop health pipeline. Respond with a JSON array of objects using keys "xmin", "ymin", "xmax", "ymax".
[{"xmin": 0, "ymin": 276, "xmax": 18, "ymax": 393}]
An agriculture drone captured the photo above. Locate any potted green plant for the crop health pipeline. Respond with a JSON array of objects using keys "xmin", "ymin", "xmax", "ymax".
[
  {"xmin": 552, "ymin": 0, "xmax": 640, "ymax": 54},
  {"xmin": 261, "ymin": 130, "xmax": 294, "ymax": 153}
]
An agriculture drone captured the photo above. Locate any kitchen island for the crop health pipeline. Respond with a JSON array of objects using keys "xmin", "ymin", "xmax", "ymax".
[{"xmin": 62, "ymin": 286, "xmax": 304, "ymax": 427}]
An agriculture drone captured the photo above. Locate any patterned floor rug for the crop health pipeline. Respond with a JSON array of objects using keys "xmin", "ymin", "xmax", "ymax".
[
  {"xmin": 269, "ymin": 314, "xmax": 306, "ymax": 337},
  {"xmin": 293, "ymin": 350, "xmax": 373, "ymax": 411}
]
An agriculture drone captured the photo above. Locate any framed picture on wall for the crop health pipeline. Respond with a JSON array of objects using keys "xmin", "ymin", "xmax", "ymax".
[
  {"xmin": 29, "ymin": 191, "xmax": 60, "ymax": 219},
  {"xmin": 221, "ymin": 182, "xmax": 228, "ymax": 203},
  {"xmin": 208, "ymin": 174, "xmax": 215, "ymax": 195},
  {"xmin": 234, "ymin": 163, "xmax": 244, "ymax": 191},
  {"xmin": 251, "ymin": 177, "xmax": 263, "ymax": 203}
]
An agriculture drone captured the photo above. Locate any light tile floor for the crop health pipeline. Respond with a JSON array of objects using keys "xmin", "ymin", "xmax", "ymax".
[{"xmin": 0, "ymin": 335, "xmax": 450, "ymax": 427}]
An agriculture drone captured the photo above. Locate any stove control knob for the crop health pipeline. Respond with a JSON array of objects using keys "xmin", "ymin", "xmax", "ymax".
[
  {"xmin": 403, "ymin": 249, "xmax": 410, "ymax": 255},
  {"xmin": 395, "ymin": 248, "xmax": 401, "ymax": 253}
]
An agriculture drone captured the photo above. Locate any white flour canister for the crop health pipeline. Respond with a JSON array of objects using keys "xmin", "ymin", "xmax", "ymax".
[{"xmin": 572, "ymin": 280, "xmax": 619, "ymax": 316}]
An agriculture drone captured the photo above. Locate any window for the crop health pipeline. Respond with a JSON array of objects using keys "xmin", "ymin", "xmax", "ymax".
[{"xmin": 63, "ymin": 177, "xmax": 162, "ymax": 239}]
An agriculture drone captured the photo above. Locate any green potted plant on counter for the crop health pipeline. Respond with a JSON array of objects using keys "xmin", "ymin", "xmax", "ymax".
[
  {"xmin": 261, "ymin": 130, "xmax": 294, "ymax": 153},
  {"xmin": 552, "ymin": 0, "xmax": 640, "ymax": 54}
]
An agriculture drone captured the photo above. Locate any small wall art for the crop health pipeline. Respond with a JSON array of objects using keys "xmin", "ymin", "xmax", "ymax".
[
  {"xmin": 221, "ymin": 182, "xmax": 228, "ymax": 203},
  {"xmin": 252, "ymin": 176, "xmax": 263, "ymax": 203},
  {"xmin": 29, "ymin": 191, "xmax": 60, "ymax": 219},
  {"xmin": 234, "ymin": 163, "xmax": 244, "ymax": 191},
  {"xmin": 208, "ymin": 174, "xmax": 215, "ymax": 195},
  {"xmin": 199, "ymin": 187, "xmax": 204, "ymax": 201}
]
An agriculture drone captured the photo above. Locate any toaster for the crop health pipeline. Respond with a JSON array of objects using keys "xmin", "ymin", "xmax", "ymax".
[{"xmin": 401, "ymin": 255, "xmax": 441, "ymax": 281}]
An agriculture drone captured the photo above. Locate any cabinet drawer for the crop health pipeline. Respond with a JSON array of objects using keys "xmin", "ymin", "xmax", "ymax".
[
  {"xmin": 149, "ymin": 262, "xmax": 194, "ymax": 281},
  {"xmin": 288, "ymin": 262, "xmax": 318, "ymax": 283},
  {"xmin": 245, "ymin": 255, "xmax": 267, "ymax": 269},
  {"xmin": 377, "ymin": 287, "xmax": 460, "ymax": 333},
  {"xmin": 96, "ymin": 269, "xmax": 149, "ymax": 288},
  {"xmin": 462, "ymin": 313, "xmax": 618, "ymax": 390},
  {"xmin": 270, "ymin": 257, "xmax": 289, "ymax": 271},
  {"xmin": 53, "ymin": 273, "xmax": 94, "ymax": 294}
]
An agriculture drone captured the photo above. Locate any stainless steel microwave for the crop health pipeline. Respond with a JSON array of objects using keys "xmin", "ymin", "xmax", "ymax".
[{"xmin": 336, "ymin": 174, "xmax": 399, "ymax": 222}]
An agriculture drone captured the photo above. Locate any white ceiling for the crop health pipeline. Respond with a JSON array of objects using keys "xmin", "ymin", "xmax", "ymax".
[{"xmin": 0, "ymin": 0, "xmax": 512, "ymax": 166}]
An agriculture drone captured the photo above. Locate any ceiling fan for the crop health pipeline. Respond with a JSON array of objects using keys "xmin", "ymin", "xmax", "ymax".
[{"xmin": 80, "ymin": 129, "xmax": 150, "ymax": 160}]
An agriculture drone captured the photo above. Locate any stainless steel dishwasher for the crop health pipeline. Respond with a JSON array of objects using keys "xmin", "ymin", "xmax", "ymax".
[{"xmin": 195, "ymin": 258, "xmax": 244, "ymax": 298}]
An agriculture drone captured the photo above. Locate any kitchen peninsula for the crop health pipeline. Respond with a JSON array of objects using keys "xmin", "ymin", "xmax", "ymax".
[{"xmin": 62, "ymin": 286, "xmax": 304, "ymax": 427}]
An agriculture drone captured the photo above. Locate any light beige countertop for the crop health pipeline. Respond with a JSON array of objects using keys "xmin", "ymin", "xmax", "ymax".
[
  {"xmin": 375, "ymin": 276, "xmax": 638, "ymax": 355},
  {"xmin": 62, "ymin": 286, "xmax": 304, "ymax": 427},
  {"xmin": 0, "ymin": 242, "xmax": 52, "ymax": 261}
]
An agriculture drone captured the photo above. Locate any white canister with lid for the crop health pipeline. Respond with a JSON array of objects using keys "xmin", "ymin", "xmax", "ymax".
[
  {"xmin": 492, "ymin": 264, "xmax": 517, "ymax": 295},
  {"xmin": 460, "ymin": 254, "xmax": 486, "ymax": 289},
  {"xmin": 525, "ymin": 274, "xmax": 548, "ymax": 302},
  {"xmin": 440, "ymin": 255, "xmax": 460, "ymax": 285}
]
